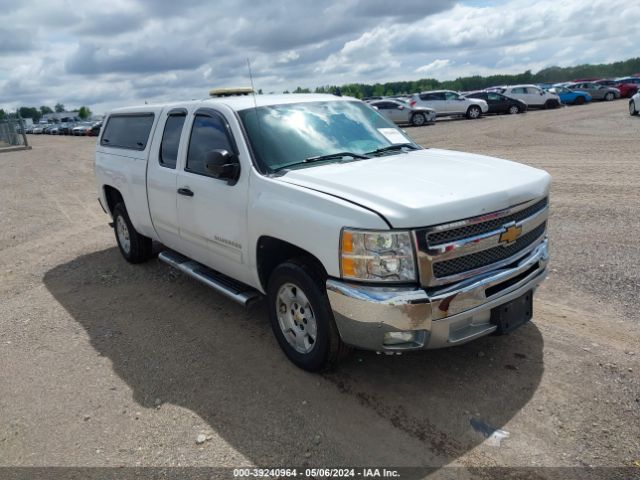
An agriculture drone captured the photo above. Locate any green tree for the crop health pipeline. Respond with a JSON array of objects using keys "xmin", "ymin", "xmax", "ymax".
[
  {"xmin": 40, "ymin": 106, "xmax": 53, "ymax": 115},
  {"xmin": 78, "ymin": 106, "xmax": 92, "ymax": 120},
  {"xmin": 54, "ymin": 103, "xmax": 65, "ymax": 113},
  {"xmin": 0, "ymin": 109, "xmax": 5, "ymax": 120},
  {"xmin": 19, "ymin": 107, "xmax": 41, "ymax": 122}
]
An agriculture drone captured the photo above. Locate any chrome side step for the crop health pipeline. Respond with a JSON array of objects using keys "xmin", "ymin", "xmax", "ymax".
[{"xmin": 158, "ymin": 250, "xmax": 262, "ymax": 307}]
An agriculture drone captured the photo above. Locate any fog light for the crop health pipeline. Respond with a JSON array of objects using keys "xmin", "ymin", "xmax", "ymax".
[{"xmin": 383, "ymin": 331, "xmax": 416, "ymax": 345}]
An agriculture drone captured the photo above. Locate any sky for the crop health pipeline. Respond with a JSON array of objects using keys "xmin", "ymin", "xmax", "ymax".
[{"xmin": 1, "ymin": 0, "xmax": 638, "ymax": 114}]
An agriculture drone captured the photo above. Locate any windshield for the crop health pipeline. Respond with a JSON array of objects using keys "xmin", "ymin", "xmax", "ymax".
[{"xmin": 238, "ymin": 101, "xmax": 416, "ymax": 172}]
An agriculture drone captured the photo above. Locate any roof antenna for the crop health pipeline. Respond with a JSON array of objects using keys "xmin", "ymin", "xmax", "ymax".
[{"xmin": 247, "ymin": 58, "xmax": 265, "ymax": 153}]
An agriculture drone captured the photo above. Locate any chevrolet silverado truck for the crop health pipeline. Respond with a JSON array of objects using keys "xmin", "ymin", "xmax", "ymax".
[{"xmin": 95, "ymin": 91, "xmax": 550, "ymax": 371}]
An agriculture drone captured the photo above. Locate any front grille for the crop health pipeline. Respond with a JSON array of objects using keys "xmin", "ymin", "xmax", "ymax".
[
  {"xmin": 433, "ymin": 222, "xmax": 546, "ymax": 278},
  {"xmin": 427, "ymin": 197, "xmax": 548, "ymax": 246}
]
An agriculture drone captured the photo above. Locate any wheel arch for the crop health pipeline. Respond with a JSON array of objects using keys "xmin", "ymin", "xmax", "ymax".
[
  {"xmin": 103, "ymin": 185, "xmax": 124, "ymax": 215},
  {"xmin": 256, "ymin": 236, "xmax": 327, "ymax": 292}
]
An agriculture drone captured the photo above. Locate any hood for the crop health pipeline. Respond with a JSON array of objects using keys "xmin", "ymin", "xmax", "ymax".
[{"xmin": 275, "ymin": 149, "xmax": 551, "ymax": 228}]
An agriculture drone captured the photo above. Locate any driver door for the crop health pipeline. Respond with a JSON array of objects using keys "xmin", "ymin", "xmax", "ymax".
[{"xmin": 176, "ymin": 108, "xmax": 250, "ymax": 282}]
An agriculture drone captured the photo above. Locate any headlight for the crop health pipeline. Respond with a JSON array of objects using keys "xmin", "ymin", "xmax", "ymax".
[{"xmin": 340, "ymin": 228, "xmax": 416, "ymax": 282}]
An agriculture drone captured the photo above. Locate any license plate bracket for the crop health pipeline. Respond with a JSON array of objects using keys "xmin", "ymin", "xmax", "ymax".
[{"xmin": 490, "ymin": 290, "xmax": 533, "ymax": 334}]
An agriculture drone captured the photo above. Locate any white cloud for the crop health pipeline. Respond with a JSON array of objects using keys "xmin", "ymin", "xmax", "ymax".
[
  {"xmin": 0, "ymin": 0, "xmax": 638, "ymax": 114},
  {"xmin": 415, "ymin": 59, "xmax": 451, "ymax": 74}
]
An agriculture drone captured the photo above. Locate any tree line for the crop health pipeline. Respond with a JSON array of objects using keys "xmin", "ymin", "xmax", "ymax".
[
  {"xmin": 0, "ymin": 103, "xmax": 93, "ymax": 122},
  {"xmin": 291, "ymin": 56, "xmax": 640, "ymax": 98}
]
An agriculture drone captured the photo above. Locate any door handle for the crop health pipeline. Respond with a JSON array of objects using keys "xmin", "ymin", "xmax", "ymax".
[{"xmin": 177, "ymin": 187, "xmax": 194, "ymax": 197}]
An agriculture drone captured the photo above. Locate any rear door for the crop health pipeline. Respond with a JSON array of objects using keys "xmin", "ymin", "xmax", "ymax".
[
  {"xmin": 147, "ymin": 108, "xmax": 187, "ymax": 248},
  {"xmin": 418, "ymin": 92, "xmax": 446, "ymax": 114},
  {"xmin": 176, "ymin": 107, "xmax": 250, "ymax": 282}
]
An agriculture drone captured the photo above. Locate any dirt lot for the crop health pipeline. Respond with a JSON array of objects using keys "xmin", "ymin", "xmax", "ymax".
[{"xmin": 1, "ymin": 101, "xmax": 638, "ymax": 477}]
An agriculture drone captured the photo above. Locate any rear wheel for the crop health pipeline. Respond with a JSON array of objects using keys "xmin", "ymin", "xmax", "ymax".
[
  {"xmin": 466, "ymin": 105, "xmax": 482, "ymax": 119},
  {"xmin": 604, "ymin": 92, "xmax": 615, "ymax": 101},
  {"xmin": 267, "ymin": 261, "xmax": 349, "ymax": 371},
  {"xmin": 112, "ymin": 203, "xmax": 153, "ymax": 263},
  {"xmin": 508, "ymin": 105, "xmax": 520, "ymax": 114},
  {"xmin": 630, "ymin": 101, "xmax": 638, "ymax": 116},
  {"xmin": 411, "ymin": 112, "xmax": 426, "ymax": 126}
]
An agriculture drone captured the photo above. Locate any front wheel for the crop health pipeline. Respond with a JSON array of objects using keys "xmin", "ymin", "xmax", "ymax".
[
  {"xmin": 508, "ymin": 105, "xmax": 520, "ymax": 114},
  {"xmin": 466, "ymin": 105, "xmax": 482, "ymax": 119},
  {"xmin": 630, "ymin": 101, "xmax": 638, "ymax": 116},
  {"xmin": 604, "ymin": 92, "xmax": 614, "ymax": 101},
  {"xmin": 267, "ymin": 261, "xmax": 349, "ymax": 371},
  {"xmin": 112, "ymin": 203, "xmax": 153, "ymax": 263},
  {"xmin": 411, "ymin": 113, "xmax": 426, "ymax": 126},
  {"xmin": 575, "ymin": 96, "xmax": 585, "ymax": 105}
]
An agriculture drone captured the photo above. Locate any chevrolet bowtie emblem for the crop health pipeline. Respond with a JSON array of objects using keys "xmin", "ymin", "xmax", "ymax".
[{"xmin": 499, "ymin": 224, "xmax": 522, "ymax": 245}]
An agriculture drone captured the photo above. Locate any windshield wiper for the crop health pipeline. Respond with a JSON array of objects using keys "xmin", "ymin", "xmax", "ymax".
[
  {"xmin": 366, "ymin": 143, "xmax": 419, "ymax": 156},
  {"xmin": 273, "ymin": 151, "xmax": 370, "ymax": 172}
]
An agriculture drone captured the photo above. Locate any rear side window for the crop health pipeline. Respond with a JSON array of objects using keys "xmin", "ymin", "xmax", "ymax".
[
  {"xmin": 186, "ymin": 113, "xmax": 235, "ymax": 176},
  {"xmin": 420, "ymin": 92, "xmax": 444, "ymax": 101},
  {"xmin": 160, "ymin": 114, "xmax": 186, "ymax": 169},
  {"xmin": 101, "ymin": 114, "xmax": 154, "ymax": 150}
]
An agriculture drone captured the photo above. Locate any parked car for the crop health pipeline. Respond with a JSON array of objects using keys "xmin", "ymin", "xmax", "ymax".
[
  {"xmin": 95, "ymin": 92, "xmax": 550, "ymax": 371},
  {"xmin": 42, "ymin": 124, "xmax": 56, "ymax": 134},
  {"xmin": 629, "ymin": 91, "xmax": 640, "ymax": 116},
  {"xmin": 369, "ymin": 99, "xmax": 436, "ymax": 126},
  {"xmin": 31, "ymin": 126, "xmax": 44, "ymax": 134},
  {"xmin": 567, "ymin": 82, "xmax": 620, "ymax": 101},
  {"xmin": 615, "ymin": 76, "xmax": 640, "ymax": 87},
  {"xmin": 595, "ymin": 79, "xmax": 638, "ymax": 98},
  {"xmin": 493, "ymin": 85, "xmax": 561, "ymax": 109},
  {"xmin": 48, "ymin": 126, "xmax": 61, "ymax": 135},
  {"xmin": 89, "ymin": 122, "xmax": 103, "ymax": 136},
  {"xmin": 409, "ymin": 90, "xmax": 488, "ymax": 119},
  {"xmin": 548, "ymin": 86, "xmax": 592, "ymax": 105},
  {"xmin": 72, "ymin": 123, "xmax": 93, "ymax": 136},
  {"xmin": 464, "ymin": 91, "xmax": 527, "ymax": 114}
]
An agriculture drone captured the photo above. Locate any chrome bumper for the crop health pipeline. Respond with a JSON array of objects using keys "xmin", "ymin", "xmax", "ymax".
[{"xmin": 326, "ymin": 239, "xmax": 548, "ymax": 351}]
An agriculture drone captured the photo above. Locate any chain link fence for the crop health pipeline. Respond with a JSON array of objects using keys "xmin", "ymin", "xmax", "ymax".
[{"xmin": 0, "ymin": 117, "xmax": 29, "ymax": 150}]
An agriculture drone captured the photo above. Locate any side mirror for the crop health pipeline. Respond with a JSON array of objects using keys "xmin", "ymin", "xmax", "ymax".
[
  {"xmin": 204, "ymin": 149, "xmax": 240, "ymax": 183},
  {"xmin": 397, "ymin": 105, "xmax": 405, "ymax": 110}
]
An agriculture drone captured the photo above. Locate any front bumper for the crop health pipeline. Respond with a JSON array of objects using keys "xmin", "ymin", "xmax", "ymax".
[{"xmin": 326, "ymin": 239, "xmax": 548, "ymax": 351}]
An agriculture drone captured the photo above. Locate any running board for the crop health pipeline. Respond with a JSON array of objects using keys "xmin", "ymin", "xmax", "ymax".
[{"xmin": 158, "ymin": 250, "xmax": 262, "ymax": 307}]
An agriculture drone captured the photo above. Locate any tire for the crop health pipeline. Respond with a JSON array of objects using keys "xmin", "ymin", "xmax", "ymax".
[
  {"xmin": 508, "ymin": 105, "xmax": 520, "ymax": 114},
  {"xmin": 466, "ymin": 105, "xmax": 482, "ymax": 119},
  {"xmin": 575, "ymin": 96, "xmax": 585, "ymax": 105},
  {"xmin": 112, "ymin": 202, "xmax": 153, "ymax": 263},
  {"xmin": 604, "ymin": 92, "xmax": 614, "ymax": 102},
  {"xmin": 544, "ymin": 100, "xmax": 557, "ymax": 109},
  {"xmin": 267, "ymin": 260, "xmax": 350, "ymax": 372},
  {"xmin": 411, "ymin": 112, "xmax": 426, "ymax": 126},
  {"xmin": 630, "ymin": 101, "xmax": 638, "ymax": 116}
]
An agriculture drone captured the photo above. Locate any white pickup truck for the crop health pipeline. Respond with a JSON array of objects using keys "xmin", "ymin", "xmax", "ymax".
[{"xmin": 95, "ymin": 92, "xmax": 550, "ymax": 371}]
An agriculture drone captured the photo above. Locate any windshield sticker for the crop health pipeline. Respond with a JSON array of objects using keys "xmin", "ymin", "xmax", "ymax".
[{"xmin": 377, "ymin": 128, "xmax": 408, "ymax": 144}]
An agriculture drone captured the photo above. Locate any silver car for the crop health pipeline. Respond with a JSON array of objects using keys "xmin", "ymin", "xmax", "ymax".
[
  {"xmin": 567, "ymin": 82, "xmax": 620, "ymax": 101},
  {"xmin": 369, "ymin": 99, "xmax": 436, "ymax": 126},
  {"xmin": 409, "ymin": 90, "xmax": 488, "ymax": 119}
]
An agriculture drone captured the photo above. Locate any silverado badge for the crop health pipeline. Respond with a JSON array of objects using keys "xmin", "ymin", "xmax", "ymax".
[{"xmin": 499, "ymin": 224, "xmax": 522, "ymax": 245}]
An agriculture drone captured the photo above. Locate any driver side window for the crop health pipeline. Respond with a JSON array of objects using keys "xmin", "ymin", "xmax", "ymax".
[
  {"xmin": 186, "ymin": 113, "xmax": 236, "ymax": 176},
  {"xmin": 444, "ymin": 92, "xmax": 459, "ymax": 100}
]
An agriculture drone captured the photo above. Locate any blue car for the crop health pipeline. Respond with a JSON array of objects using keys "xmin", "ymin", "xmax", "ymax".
[{"xmin": 549, "ymin": 85, "xmax": 592, "ymax": 105}]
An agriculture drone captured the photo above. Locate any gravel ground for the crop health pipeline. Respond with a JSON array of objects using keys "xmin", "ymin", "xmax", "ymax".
[{"xmin": 0, "ymin": 101, "xmax": 638, "ymax": 478}]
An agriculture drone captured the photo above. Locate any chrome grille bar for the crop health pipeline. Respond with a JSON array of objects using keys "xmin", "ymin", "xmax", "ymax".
[{"xmin": 414, "ymin": 197, "xmax": 549, "ymax": 287}]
